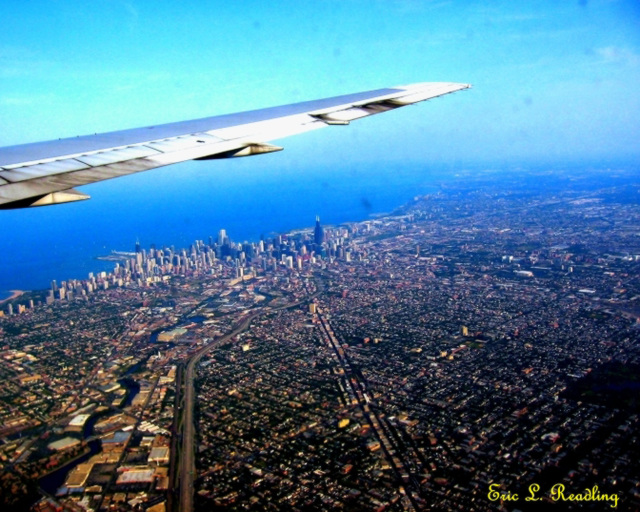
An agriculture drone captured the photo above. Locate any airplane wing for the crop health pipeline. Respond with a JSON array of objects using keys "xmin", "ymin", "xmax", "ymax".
[{"xmin": 0, "ymin": 82, "xmax": 470, "ymax": 209}]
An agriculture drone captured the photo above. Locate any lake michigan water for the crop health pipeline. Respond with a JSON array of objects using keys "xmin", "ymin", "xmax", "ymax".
[{"xmin": 0, "ymin": 160, "xmax": 450, "ymax": 297}]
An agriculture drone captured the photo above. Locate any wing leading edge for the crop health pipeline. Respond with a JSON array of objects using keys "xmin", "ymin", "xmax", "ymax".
[{"xmin": 0, "ymin": 82, "xmax": 470, "ymax": 209}]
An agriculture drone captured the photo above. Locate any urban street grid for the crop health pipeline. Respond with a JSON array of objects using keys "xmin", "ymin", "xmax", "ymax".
[{"xmin": 0, "ymin": 169, "xmax": 639, "ymax": 511}]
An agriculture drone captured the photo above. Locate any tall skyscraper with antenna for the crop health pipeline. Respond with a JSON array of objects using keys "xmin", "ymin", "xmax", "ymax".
[{"xmin": 314, "ymin": 216, "xmax": 324, "ymax": 246}]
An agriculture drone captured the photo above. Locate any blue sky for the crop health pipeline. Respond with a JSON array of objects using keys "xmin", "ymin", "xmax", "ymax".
[
  {"xmin": 2, "ymin": 0, "xmax": 639, "ymax": 167},
  {"xmin": 0, "ymin": 0, "xmax": 639, "ymax": 291}
]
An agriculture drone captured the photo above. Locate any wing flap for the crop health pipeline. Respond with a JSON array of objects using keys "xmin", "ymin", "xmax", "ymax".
[
  {"xmin": 0, "ymin": 159, "xmax": 90, "ymax": 183},
  {"xmin": 75, "ymin": 145, "xmax": 161, "ymax": 166},
  {"xmin": 145, "ymin": 133, "xmax": 223, "ymax": 153}
]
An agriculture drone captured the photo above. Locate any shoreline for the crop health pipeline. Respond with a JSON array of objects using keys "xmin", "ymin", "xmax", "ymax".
[{"xmin": 0, "ymin": 290, "xmax": 26, "ymax": 304}]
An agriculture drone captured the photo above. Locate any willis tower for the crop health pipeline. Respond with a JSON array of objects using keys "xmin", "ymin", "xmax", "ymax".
[{"xmin": 314, "ymin": 216, "xmax": 324, "ymax": 246}]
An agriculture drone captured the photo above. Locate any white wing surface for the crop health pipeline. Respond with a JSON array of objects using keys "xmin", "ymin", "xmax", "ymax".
[{"xmin": 0, "ymin": 82, "xmax": 470, "ymax": 209}]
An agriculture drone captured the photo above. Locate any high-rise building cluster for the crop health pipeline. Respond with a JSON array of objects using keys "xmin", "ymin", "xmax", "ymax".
[{"xmin": 5, "ymin": 217, "xmax": 361, "ymax": 315}]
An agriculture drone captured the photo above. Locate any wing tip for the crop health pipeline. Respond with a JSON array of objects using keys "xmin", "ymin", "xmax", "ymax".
[{"xmin": 394, "ymin": 82, "xmax": 472, "ymax": 92}]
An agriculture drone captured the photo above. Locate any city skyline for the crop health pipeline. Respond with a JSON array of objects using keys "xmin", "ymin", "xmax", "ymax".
[{"xmin": 2, "ymin": 214, "xmax": 332, "ymax": 314}]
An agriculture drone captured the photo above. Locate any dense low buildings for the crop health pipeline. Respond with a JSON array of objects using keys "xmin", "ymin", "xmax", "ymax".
[{"xmin": 0, "ymin": 169, "xmax": 638, "ymax": 510}]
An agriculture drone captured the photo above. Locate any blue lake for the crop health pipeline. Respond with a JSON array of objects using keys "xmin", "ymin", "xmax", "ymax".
[{"xmin": 0, "ymin": 160, "xmax": 449, "ymax": 293}]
